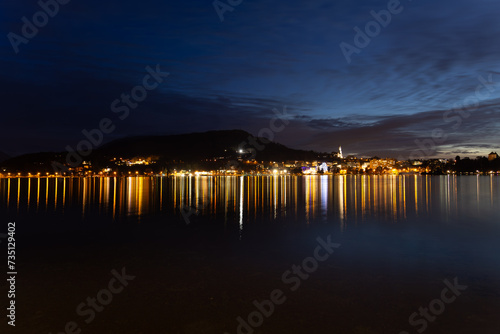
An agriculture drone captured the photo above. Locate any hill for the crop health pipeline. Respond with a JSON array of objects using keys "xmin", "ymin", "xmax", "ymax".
[
  {"xmin": 0, "ymin": 151, "xmax": 10, "ymax": 163},
  {"xmin": 0, "ymin": 130, "xmax": 320, "ymax": 173},
  {"xmin": 95, "ymin": 130, "xmax": 317, "ymax": 162}
]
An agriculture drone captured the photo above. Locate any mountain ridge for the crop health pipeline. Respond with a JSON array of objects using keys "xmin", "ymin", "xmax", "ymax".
[
  {"xmin": 0, "ymin": 151, "xmax": 10, "ymax": 163},
  {"xmin": 0, "ymin": 130, "xmax": 321, "ymax": 172}
]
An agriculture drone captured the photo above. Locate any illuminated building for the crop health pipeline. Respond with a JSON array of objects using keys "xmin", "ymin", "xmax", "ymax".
[{"xmin": 369, "ymin": 158, "xmax": 396, "ymax": 170}]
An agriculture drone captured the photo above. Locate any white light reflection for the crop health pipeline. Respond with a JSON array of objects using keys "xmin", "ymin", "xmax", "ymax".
[
  {"xmin": 320, "ymin": 175, "xmax": 328, "ymax": 221},
  {"xmin": 239, "ymin": 176, "xmax": 244, "ymax": 240}
]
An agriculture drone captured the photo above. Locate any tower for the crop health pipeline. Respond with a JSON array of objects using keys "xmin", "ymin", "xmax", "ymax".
[{"xmin": 339, "ymin": 146, "xmax": 343, "ymax": 159}]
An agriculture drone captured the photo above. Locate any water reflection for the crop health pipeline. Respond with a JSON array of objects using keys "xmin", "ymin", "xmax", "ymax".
[{"xmin": 1, "ymin": 175, "xmax": 499, "ymax": 227}]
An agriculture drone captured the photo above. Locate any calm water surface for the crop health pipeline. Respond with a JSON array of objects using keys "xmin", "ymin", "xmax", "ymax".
[
  {"xmin": 1, "ymin": 175, "xmax": 499, "ymax": 228},
  {"xmin": 2, "ymin": 175, "xmax": 500, "ymax": 333}
]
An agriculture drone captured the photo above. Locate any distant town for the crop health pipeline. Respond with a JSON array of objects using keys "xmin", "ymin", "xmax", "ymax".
[{"xmin": 1, "ymin": 146, "xmax": 499, "ymax": 177}]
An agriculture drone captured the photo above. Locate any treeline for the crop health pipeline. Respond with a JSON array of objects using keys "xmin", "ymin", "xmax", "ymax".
[
  {"xmin": 424, "ymin": 156, "xmax": 500, "ymax": 174},
  {"xmin": 453, "ymin": 156, "xmax": 500, "ymax": 173}
]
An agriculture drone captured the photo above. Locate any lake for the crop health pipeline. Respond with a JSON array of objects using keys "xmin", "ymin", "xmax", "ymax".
[
  {"xmin": 2, "ymin": 175, "xmax": 499, "ymax": 228},
  {"xmin": 1, "ymin": 175, "xmax": 499, "ymax": 333}
]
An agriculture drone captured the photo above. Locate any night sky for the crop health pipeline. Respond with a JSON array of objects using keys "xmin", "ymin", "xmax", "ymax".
[{"xmin": 1, "ymin": 0, "xmax": 500, "ymax": 158}]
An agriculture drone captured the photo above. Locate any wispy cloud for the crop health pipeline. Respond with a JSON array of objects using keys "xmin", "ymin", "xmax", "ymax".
[{"xmin": 1, "ymin": 0, "xmax": 500, "ymax": 157}]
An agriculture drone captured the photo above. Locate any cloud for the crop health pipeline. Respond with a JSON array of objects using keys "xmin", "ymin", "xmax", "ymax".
[
  {"xmin": 291, "ymin": 98, "xmax": 500, "ymax": 158},
  {"xmin": 1, "ymin": 0, "xmax": 500, "ymax": 159}
]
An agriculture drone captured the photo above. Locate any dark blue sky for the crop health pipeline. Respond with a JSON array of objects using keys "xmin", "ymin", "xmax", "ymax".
[{"xmin": 1, "ymin": 0, "xmax": 500, "ymax": 158}]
